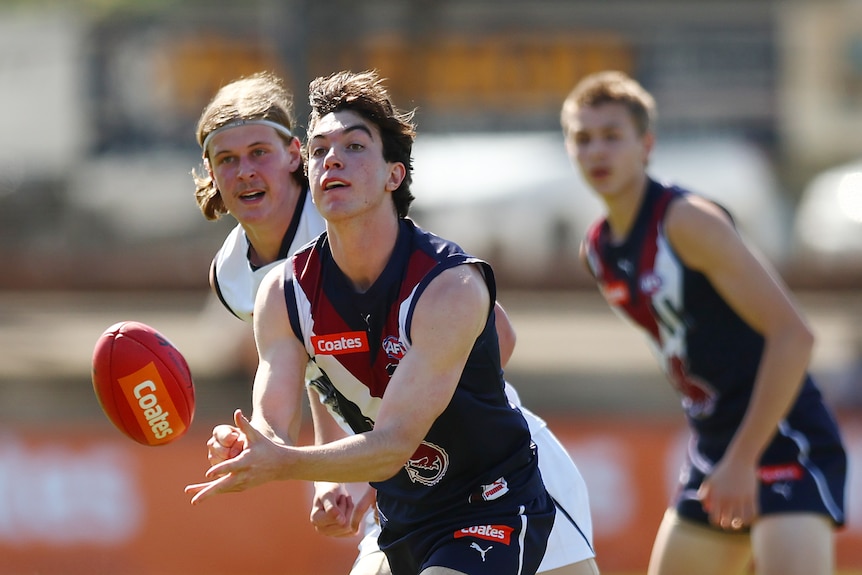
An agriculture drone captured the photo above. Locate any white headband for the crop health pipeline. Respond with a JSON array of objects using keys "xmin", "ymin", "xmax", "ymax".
[{"xmin": 201, "ymin": 119, "xmax": 294, "ymax": 156}]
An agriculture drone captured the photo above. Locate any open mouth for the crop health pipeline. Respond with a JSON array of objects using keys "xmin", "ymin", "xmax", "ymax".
[{"xmin": 239, "ymin": 191, "xmax": 265, "ymax": 201}]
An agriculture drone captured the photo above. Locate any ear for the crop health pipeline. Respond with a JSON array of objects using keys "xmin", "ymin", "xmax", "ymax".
[
  {"xmin": 385, "ymin": 162, "xmax": 407, "ymax": 192},
  {"xmin": 563, "ymin": 133, "xmax": 576, "ymax": 158},
  {"xmin": 203, "ymin": 156, "xmax": 214, "ymax": 180},
  {"xmin": 642, "ymin": 131, "xmax": 655, "ymax": 164},
  {"xmin": 287, "ymin": 136, "xmax": 303, "ymax": 172}
]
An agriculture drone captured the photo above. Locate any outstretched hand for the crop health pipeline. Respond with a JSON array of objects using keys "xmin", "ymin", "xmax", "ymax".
[{"xmin": 185, "ymin": 409, "xmax": 285, "ymax": 505}]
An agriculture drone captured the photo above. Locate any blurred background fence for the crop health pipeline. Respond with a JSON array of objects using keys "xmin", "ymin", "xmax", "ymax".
[
  {"xmin": 2, "ymin": 0, "xmax": 862, "ymax": 290},
  {"xmin": 0, "ymin": 1, "xmax": 860, "ymax": 573}
]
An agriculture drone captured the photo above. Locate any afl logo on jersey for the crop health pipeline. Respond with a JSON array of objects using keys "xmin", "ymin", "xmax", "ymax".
[
  {"xmin": 382, "ymin": 335, "xmax": 407, "ymax": 360},
  {"xmin": 640, "ymin": 272, "xmax": 662, "ymax": 295},
  {"xmin": 404, "ymin": 441, "xmax": 449, "ymax": 486}
]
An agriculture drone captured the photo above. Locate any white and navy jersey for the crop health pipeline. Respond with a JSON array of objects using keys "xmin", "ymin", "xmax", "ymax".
[
  {"xmin": 284, "ymin": 218, "xmax": 545, "ymax": 532},
  {"xmin": 210, "ymin": 186, "xmax": 325, "ymax": 322},
  {"xmin": 584, "ymin": 179, "xmax": 846, "ymax": 525}
]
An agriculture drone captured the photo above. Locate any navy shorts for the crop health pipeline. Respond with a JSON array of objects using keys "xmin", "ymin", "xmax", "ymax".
[
  {"xmin": 379, "ymin": 491, "xmax": 555, "ymax": 575},
  {"xmin": 675, "ymin": 437, "xmax": 847, "ymax": 531}
]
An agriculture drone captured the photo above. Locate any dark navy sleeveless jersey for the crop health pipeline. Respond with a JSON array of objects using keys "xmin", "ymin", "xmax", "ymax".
[
  {"xmin": 583, "ymin": 180, "xmax": 845, "ymax": 524},
  {"xmin": 285, "ymin": 218, "xmax": 544, "ymax": 531}
]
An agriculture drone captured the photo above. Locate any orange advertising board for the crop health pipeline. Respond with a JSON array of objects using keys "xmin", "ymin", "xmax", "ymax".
[{"xmin": 1, "ymin": 415, "xmax": 859, "ymax": 574}]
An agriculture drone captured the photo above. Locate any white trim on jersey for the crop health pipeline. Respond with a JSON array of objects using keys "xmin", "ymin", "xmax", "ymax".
[{"xmin": 211, "ymin": 192, "xmax": 325, "ymax": 323}]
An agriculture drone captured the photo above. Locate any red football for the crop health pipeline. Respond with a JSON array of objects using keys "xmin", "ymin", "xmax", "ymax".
[{"xmin": 92, "ymin": 321, "xmax": 195, "ymax": 446}]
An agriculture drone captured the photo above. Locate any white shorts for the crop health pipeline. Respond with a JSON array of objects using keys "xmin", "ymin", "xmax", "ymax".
[
  {"xmin": 522, "ymin": 404, "xmax": 595, "ymax": 571},
  {"xmin": 350, "ymin": 394, "xmax": 595, "ymax": 574}
]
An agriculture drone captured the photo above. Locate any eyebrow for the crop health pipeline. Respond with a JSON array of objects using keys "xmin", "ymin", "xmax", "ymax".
[
  {"xmin": 310, "ymin": 123, "xmax": 374, "ymax": 141},
  {"xmin": 211, "ymin": 139, "xmax": 279, "ymax": 158}
]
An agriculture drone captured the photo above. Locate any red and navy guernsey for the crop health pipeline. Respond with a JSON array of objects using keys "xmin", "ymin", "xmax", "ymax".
[
  {"xmin": 284, "ymin": 218, "xmax": 546, "ymax": 534},
  {"xmin": 583, "ymin": 178, "xmax": 846, "ymax": 526}
]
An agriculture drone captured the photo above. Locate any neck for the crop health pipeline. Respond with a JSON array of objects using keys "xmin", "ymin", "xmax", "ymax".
[
  {"xmin": 327, "ymin": 213, "xmax": 400, "ymax": 293},
  {"xmin": 604, "ymin": 174, "xmax": 648, "ymax": 243},
  {"xmin": 244, "ymin": 208, "xmax": 296, "ymax": 267}
]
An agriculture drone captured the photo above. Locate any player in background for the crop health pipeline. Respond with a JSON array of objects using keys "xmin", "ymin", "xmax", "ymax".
[
  {"xmin": 186, "ymin": 69, "xmax": 600, "ymax": 575},
  {"xmin": 561, "ymin": 70, "xmax": 846, "ymax": 575},
  {"xmin": 192, "ymin": 71, "xmax": 598, "ymax": 575},
  {"xmin": 192, "ymin": 71, "xmax": 324, "ymax": 323}
]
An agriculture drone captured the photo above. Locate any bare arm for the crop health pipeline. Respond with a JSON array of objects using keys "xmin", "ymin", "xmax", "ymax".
[
  {"xmin": 186, "ymin": 263, "xmax": 490, "ymax": 503},
  {"xmin": 248, "ymin": 267, "xmax": 310, "ymax": 446},
  {"xmin": 307, "ymin": 385, "xmax": 361, "ymax": 537},
  {"xmin": 309, "ymin": 299, "xmax": 506, "ymax": 536},
  {"xmin": 494, "ymin": 301, "xmax": 516, "ymax": 367},
  {"xmin": 666, "ymin": 196, "xmax": 814, "ymax": 528}
]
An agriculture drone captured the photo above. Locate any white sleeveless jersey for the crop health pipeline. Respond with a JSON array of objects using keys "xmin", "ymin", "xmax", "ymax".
[{"xmin": 210, "ymin": 189, "xmax": 325, "ymax": 322}]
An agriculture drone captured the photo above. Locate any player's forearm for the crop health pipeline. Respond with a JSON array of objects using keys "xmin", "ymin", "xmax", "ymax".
[
  {"xmin": 724, "ymin": 324, "xmax": 814, "ymax": 465},
  {"xmin": 251, "ymin": 375, "xmax": 305, "ymax": 446},
  {"xmin": 281, "ymin": 429, "xmax": 414, "ymax": 484}
]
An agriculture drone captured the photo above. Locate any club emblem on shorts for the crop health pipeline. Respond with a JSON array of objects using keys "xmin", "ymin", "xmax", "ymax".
[
  {"xmin": 468, "ymin": 477, "xmax": 510, "ymax": 503},
  {"xmin": 470, "ymin": 542, "xmax": 493, "ymax": 562},
  {"xmin": 404, "ymin": 441, "xmax": 449, "ymax": 485}
]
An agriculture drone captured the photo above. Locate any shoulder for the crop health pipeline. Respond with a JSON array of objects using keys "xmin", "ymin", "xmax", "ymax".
[
  {"xmin": 408, "ymin": 263, "xmax": 492, "ymax": 350},
  {"xmin": 257, "ymin": 263, "xmax": 288, "ymax": 305},
  {"xmin": 253, "ymin": 263, "xmax": 291, "ymax": 332},
  {"xmin": 217, "ymin": 223, "xmax": 246, "ymax": 254},
  {"xmin": 212, "ymin": 223, "xmax": 245, "ymax": 262},
  {"xmin": 211, "ymin": 224, "xmax": 248, "ymax": 276},
  {"xmin": 665, "ymin": 193, "xmax": 735, "ymax": 235},
  {"xmin": 416, "ymin": 264, "xmax": 491, "ymax": 320},
  {"xmin": 664, "ymin": 192, "xmax": 741, "ymax": 271}
]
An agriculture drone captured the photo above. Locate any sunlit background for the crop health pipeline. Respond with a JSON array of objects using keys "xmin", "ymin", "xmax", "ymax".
[{"xmin": 0, "ymin": 1, "xmax": 860, "ymax": 574}]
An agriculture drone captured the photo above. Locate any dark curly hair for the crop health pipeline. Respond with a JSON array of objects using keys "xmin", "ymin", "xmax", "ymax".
[{"xmin": 307, "ymin": 70, "xmax": 416, "ymax": 218}]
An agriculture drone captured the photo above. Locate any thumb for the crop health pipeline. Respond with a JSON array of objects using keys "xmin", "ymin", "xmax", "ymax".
[{"xmin": 233, "ymin": 409, "xmax": 258, "ymax": 442}]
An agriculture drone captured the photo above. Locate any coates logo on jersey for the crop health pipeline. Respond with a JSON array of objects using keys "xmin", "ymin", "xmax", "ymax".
[
  {"xmin": 382, "ymin": 335, "xmax": 407, "ymax": 360},
  {"xmin": 600, "ymin": 280, "xmax": 629, "ymax": 305},
  {"xmin": 312, "ymin": 331, "xmax": 369, "ymax": 355},
  {"xmin": 454, "ymin": 524, "xmax": 514, "ymax": 545},
  {"xmin": 404, "ymin": 441, "xmax": 449, "ymax": 486}
]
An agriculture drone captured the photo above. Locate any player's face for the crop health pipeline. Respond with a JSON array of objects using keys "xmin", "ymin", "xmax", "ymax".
[
  {"xmin": 564, "ymin": 102, "xmax": 652, "ymax": 202},
  {"xmin": 207, "ymin": 124, "xmax": 302, "ymax": 227},
  {"xmin": 306, "ymin": 110, "xmax": 405, "ymax": 223}
]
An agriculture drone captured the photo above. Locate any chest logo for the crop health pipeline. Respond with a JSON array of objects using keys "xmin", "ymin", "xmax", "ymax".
[
  {"xmin": 601, "ymin": 280, "xmax": 629, "ymax": 306},
  {"xmin": 640, "ymin": 272, "xmax": 662, "ymax": 294},
  {"xmin": 312, "ymin": 331, "xmax": 369, "ymax": 355},
  {"xmin": 404, "ymin": 441, "xmax": 449, "ymax": 486},
  {"xmin": 382, "ymin": 335, "xmax": 407, "ymax": 360}
]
